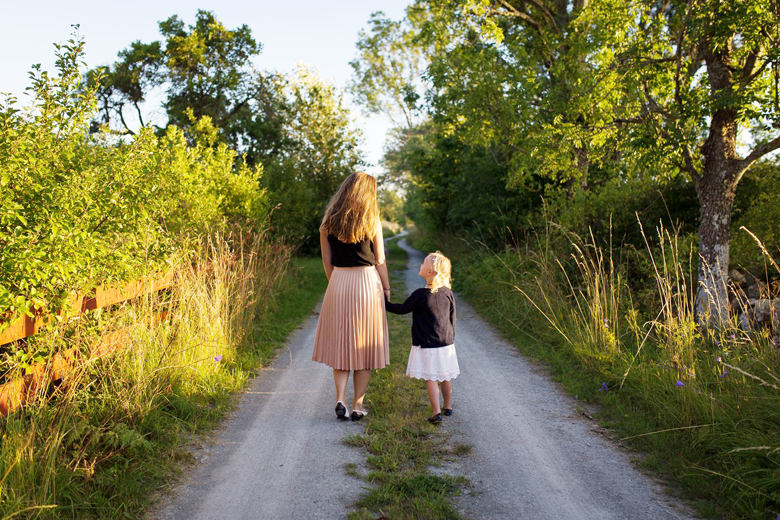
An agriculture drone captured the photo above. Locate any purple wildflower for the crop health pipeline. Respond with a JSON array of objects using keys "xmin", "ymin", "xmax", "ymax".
[
  {"xmin": 714, "ymin": 339, "xmax": 720, "ymax": 346},
  {"xmin": 716, "ymin": 357, "xmax": 722, "ymax": 363},
  {"xmin": 599, "ymin": 382, "xmax": 609, "ymax": 392},
  {"xmin": 729, "ymin": 334, "xmax": 735, "ymax": 339},
  {"xmin": 676, "ymin": 380, "xmax": 684, "ymax": 387},
  {"xmin": 720, "ymin": 370, "xmax": 729, "ymax": 378},
  {"xmin": 214, "ymin": 355, "xmax": 223, "ymax": 363}
]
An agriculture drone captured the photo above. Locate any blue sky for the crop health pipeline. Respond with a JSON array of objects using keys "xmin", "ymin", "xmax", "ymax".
[{"xmin": 0, "ymin": 1, "xmax": 412, "ymax": 175}]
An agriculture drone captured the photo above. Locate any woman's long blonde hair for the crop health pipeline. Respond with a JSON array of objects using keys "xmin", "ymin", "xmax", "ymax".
[
  {"xmin": 428, "ymin": 251, "xmax": 452, "ymax": 293},
  {"xmin": 320, "ymin": 172, "xmax": 380, "ymax": 243}
]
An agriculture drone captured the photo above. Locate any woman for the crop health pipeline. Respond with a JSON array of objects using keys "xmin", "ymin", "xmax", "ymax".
[{"xmin": 312, "ymin": 171, "xmax": 390, "ymax": 421}]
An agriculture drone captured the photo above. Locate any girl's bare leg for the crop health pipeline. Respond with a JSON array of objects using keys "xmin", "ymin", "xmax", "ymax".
[
  {"xmin": 441, "ymin": 380, "xmax": 453, "ymax": 410},
  {"xmin": 425, "ymin": 380, "xmax": 441, "ymax": 415},
  {"xmin": 333, "ymin": 369, "xmax": 349, "ymax": 404},
  {"xmin": 353, "ymin": 369, "xmax": 371, "ymax": 411}
]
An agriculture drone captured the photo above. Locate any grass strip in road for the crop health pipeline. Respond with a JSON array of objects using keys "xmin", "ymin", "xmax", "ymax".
[{"xmin": 346, "ymin": 238, "xmax": 468, "ymax": 520}]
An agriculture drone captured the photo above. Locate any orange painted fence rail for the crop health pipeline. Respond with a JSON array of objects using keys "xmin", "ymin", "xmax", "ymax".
[
  {"xmin": 0, "ymin": 271, "xmax": 175, "ymax": 416},
  {"xmin": 0, "ymin": 271, "xmax": 175, "ymax": 347}
]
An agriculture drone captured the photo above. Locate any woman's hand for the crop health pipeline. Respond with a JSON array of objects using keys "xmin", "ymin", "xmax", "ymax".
[{"xmin": 383, "ymin": 289, "xmax": 391, "ymax": 300}]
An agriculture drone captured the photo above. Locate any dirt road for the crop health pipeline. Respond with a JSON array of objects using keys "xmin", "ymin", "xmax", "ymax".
[
  {"xmin": 154, "ymin": 236, "xmax": 694, "ymax": 519},
  {"xmin": 153, "ymin": 306, "xmax": 366, "ymax": 519}
]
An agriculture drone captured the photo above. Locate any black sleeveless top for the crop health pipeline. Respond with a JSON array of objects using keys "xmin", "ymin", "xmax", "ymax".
[{"xmin": 328, "ymin": 235, "xmax": 376, "ymax": 267}]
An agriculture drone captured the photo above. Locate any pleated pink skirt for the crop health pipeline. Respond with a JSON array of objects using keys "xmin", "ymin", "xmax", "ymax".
[{"xmin": 312, "ymin": 266, "xmax": 390, "ymax": 370}]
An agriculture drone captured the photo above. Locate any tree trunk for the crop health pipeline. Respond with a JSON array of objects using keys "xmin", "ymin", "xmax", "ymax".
[
  {"xmin": 694, "ymin": 41, "xmax": 741, "ymax": 328},
  {"xmin": 695, "ymin": 167, "xmax": 735, "ymax": 326}
]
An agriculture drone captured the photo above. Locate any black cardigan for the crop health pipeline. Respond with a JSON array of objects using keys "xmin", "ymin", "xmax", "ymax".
[{"xmin": 385, "ymin": 287, "xmax": 456, "ymax": 348}]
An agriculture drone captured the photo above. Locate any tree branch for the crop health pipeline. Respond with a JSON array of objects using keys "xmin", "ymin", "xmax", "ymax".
[
  {"xmin": 642, "ymin": 83, "xmax": 677, "ymax": 120},
  {"xmin": 741, "ymin": 46, "xmax": 760, "ymax": 79},
  {"xmin": 739, "ymin": 55, "xmax": 773, "ymax": 90},
  {"xmin": 740, "ymin": 133, "xmax": 780, "ymax": 171},
  {"xmin": 133, "ymin": 101, "xmax": 146, "ymax": 127},
  {"xmin": 682, "ymin": 144, "xmax": 701, "ymax": 186},
  {"xmin": 673, "ymin": 0, "xmax": 692, "ymax": 113},
  {"xmin": 488, "ymin": 2, "xmax": 542, "ymax": 32},
  {"xmin": 518, "ymin": 0, "xmax": 559, "ymax": 31},
  {"xmin": 116, "ymin": 104, "xmax": 136, "ymax": 136}
]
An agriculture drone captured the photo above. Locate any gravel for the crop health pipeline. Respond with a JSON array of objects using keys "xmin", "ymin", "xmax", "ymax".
[{"xmin": 151, "ymin": 308, "xmax": 367, "ymax": 520}]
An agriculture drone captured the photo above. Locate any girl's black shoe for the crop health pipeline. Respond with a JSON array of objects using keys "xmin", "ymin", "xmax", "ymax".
[
  {"xmin": 350, "ymin": 410, "xmax": 366, "ymax": 421},
  {"xmin": 428, "ymin": 413, "xmax": 442, "ymax": 424},
  {"xmin": 335, "ymin": 401, "xmax": 347, "ymax": 420},
  {"xmin": 443, "ymin": 408, "xmax": 453, "ymax": 417}
]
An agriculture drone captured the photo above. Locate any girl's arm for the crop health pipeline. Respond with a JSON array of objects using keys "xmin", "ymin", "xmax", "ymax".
[
  {"xmin": 372, "ymin": 220, "xmax": 391, "ymax": 299},
  {"xmin": 450, "ymin": 293, "xmax": 457, "ymax": 333},
  {"xmin": 385, "ymin": 290, "xmax": 419, "ymax": 315},
  {"xmin": 320, "ymin": 229, "xmax": 333, "ymax": 281}
]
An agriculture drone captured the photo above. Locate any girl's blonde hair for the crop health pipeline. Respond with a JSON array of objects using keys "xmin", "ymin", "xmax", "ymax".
[
  {"xmin": 320, "ymin": 172, "xmax": 380, "ymax": 243},
  {"xmin": 428, "ymin": 251, "xmax": 452, "ymax": 293}
]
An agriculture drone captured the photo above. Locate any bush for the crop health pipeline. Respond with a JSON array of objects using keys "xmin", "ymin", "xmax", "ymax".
[{"xmin": 0, "ymin": 35, "xmax": 266, "ymax": 326}]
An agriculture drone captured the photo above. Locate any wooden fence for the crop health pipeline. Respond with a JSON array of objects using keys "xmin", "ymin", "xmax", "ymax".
[{"xmin": 0, "ymin": 272, "xmax": 175, "ymax": 416}]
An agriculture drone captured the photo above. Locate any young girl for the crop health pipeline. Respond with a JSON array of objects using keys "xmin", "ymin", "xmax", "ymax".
[{"xmin": 385, "ymin": 251, "xmax": 458, "ymax": 424}]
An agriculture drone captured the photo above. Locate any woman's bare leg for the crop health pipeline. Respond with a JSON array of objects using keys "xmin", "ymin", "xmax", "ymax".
[
  {"xmin": 425, "ymin": 380, "xmax": 441, "ymax": 415},
  {"xmin": 352, "ymin": 369, "xmax": 371, "ymax": 411},
  {"xmin": 334, "ymin": 369, "xmax": 349, "ymax": 404},
  {"xmin": 441, "ymin": 380, "xmax": 453, "ymax": 410}
]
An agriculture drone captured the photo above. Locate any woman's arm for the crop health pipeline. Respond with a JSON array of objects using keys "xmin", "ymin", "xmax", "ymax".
[
  {"xmin": 373, "ymin": 220, "xmax": 391, "ymax": 299},
  {"xmin": 320, "ymin": 229, "xmax": 333, "ymax": 281}
]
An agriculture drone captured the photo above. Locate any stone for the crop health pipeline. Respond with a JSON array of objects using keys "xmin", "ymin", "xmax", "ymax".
[
  {"xmin": 752, "ymin": 299, "xmax": 780, "ymax": 324},
  {"xmin": 729, "ymin": 269, "xmax": 746, "ymax": 285},
  {"xmin": 747, "ymin": 281, "xmax": 768, "ymax": 300}
]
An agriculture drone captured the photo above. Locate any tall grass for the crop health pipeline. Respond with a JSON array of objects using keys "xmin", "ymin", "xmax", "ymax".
[
  {"xmin": 0, "ymin": 229, "xmax": 295, "ymax": 518},
  {"xmin": 422, "ymin": 222, "xmax": 780, "ymax": 519}
]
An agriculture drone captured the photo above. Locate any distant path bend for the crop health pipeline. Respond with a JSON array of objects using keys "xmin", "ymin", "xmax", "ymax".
[{"xmin": 397, "ymin": 238, "xmax": 695, "ymax": 520}]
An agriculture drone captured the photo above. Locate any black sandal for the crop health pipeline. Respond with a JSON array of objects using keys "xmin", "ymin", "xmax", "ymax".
[
  {"xmin": 428, "ymin": 413, "xmax": 442, "ymax": 424},
  {"xmin": 443, "ymin": 408, "xmax": 453, "ymax": 417},
  {"xmin": 350, "ymin": 409, "xmax": 367, "ymax": 421},
  {"xmin": 335, "ymin": 401, "xmax": 348, "ymax": 420}
]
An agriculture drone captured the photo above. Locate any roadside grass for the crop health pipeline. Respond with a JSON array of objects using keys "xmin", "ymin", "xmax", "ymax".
[
  {"xmin": 0, "ymin": 233, "xmax": 326, "ymax": 519},
  {"xmin": 408, "ymin": 227, "xmax": 780, "ymax": 519},
  {"xmin": 347, "ymin": 238, "xmax": 468, "ymax": 520}
]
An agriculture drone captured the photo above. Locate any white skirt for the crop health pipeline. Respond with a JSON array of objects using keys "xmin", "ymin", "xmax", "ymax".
[{"xmin": 406, "ymin": 344, "xmax": 460, "ymax": 382}]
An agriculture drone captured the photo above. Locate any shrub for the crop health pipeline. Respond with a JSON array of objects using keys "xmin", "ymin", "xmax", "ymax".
[{"xmin": 0, "ymin": 35, "xmax": 266, "ymax": 327}]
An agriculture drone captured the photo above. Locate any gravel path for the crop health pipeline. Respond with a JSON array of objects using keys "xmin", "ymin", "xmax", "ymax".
[
  {"xmin": 152, "ymin": 306, "xmax": 366, "ymax": 519},
  {"xmin": 396, "ymin": 238, "xmax": 695, "ymax": 519},
  {"xmin": 153, "ymin": 235, "xmax": 695, "ymax": 520}
]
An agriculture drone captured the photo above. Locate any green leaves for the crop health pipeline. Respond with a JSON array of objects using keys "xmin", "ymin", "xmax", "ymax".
[{"xmin": 0, "ymin": 34, "xmax": 268, "ymax": 324}]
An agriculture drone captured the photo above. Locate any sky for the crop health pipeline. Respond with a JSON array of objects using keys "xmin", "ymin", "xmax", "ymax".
[{"xmin": 0, "ymin": 1, "xmax": 412, "ymax": 176}]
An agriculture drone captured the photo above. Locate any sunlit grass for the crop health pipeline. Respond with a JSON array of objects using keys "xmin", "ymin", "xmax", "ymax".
[{"xmin": 0, "ymin": 230, "xmax": 326, "ymax": 518}]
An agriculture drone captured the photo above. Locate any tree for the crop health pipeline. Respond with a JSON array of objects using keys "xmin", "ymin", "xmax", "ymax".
[
  {"xmin": 90, "ymin": 10, "xmax": 288, "ymax": 166},
  {"xmin": 262, "ymin": 66, "xmax": 364, "ymax": 251},
  {"xmin": 350, "ymin": 11, "xmax": 428, "ymax": 132},
  {"xmin": 618, "ymin": 0, "xmax": 780, "ymax": 324},
  {"xmin": 406, "ymin": 0, "xmax": 630, "ymax": 193},
  {"xmin": 368, "ymin": 0, "xmax": 780, "ymax": 326}
]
